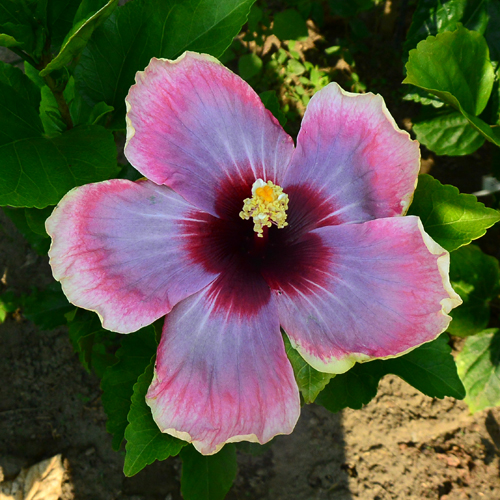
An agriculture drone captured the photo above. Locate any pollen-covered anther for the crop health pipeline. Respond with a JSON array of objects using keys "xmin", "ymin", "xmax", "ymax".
[{"xmin": 239, "ymin": 179, "xmax": 289, "ymax": 237}]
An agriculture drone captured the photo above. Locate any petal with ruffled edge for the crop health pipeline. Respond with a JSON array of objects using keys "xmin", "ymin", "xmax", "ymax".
[
  {"xmin": 46, "ymin": 179, "xmax": 218, "ymax": 333},
  {"xmin": 146, "ymin": 268, "xmax": 300, "ymax": 455},
  {"xmin": 283, "ymin": 83, "xmax": 420, "ymax": 231},
  {"xmin": 125, "ymin": 52, "xmax": 295, "ymax": 219},
  {"xmin": 263, "ymin": 216, "xmax": 461, "ymax": 374}
]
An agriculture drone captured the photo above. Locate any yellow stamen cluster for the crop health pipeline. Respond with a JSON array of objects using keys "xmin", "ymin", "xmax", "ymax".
[{"xmin": 239, "ymin": 179, "xmax": 289, "ymax": 237}]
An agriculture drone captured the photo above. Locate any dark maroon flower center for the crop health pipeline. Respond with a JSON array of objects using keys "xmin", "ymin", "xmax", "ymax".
[{"xmin": 181, "ymin": 176, "xmax": 339, "ymax": 316}]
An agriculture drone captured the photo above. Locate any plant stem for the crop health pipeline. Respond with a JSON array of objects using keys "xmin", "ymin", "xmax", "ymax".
[
  {"xmin": 8, "ymin": 47, "xmax": 37, "ymax": 67},
  {"xmin": 43, "ymin": 73, "xmax": 73, "ymax": 130}
]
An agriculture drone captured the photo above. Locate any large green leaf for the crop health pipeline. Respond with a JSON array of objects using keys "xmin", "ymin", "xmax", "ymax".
[
  {"xmin": 124, "ymin": 359, "xmax": 187, "ymax": 476},
  {"xmin": 283, "ymin": 333, "xmax": 334, "ymax": 404},
  {"xmin": 0, "ymin": 124, "xmax": 118, "ymax": 208},
  {"xmin": 101, "ymin": 326, "xmax": 157, "ymax": 450},
  {"xmin": 407, "ymin": 174, "xmax": 500, "ymax": 252},
  {"xmin": 0, "ymin": 61, "xmax": 40, "ymax": 112},
  {"xmin": 75, "ymin": 0, "xmax": 255, "ymax": 127},
  {"xmin": 456, "ymin": 328, "xmax": 500, "ymax": 412},
  {"xmin": 404, "ymin": 0, "xmax": 489, "ymax": 56},
  {"xmin": 448, "ymin": 245, "xmax": 500, "ymax": 337},
  {"xmin": 0, "ymin": 63, "xmax": 43, "ymax": 145},
  {"xmin": 46, "ymin": 0, "xmax": 82, "ymax": 47},
  {"xmin": 317, "ymin": 335, "xmax": 465, "ymax": 413},
  {"xmin": 40, "ymin": 0, "xmax": 118, "ymax": 76},
  {"xmin": 404, "ymin": 24, "xmax": 494, "ymax": 116},
  {"xmin": 404, "ymin": 24, "xmax": 500, "ymax": 146},
  {"xmin": 413, "ymin": 109, "xmax": 485, "ymax": 155},
  {"xmin": 180, "ymin": 444, "xmax": 237, "ymax": 500}
]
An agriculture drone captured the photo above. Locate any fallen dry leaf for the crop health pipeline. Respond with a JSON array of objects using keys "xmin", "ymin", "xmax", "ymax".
[{"xmin": 0, "ymin": 455, "xmax": 64, "ymax": 500}]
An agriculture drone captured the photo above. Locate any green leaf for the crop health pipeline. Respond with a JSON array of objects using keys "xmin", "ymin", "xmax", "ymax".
[
  {"xmin": 24, "ymin": 206, "xmax": 52, "ymax": 236},
  {"xmin": 272, "ymin": 9, "xmax": 308, "ymax": 40},
  {"xmin": 407, "ymin": 174, "xmax": 500, "ymax": 252},
  {"xmin": 283, "ymin": 333, "xmax": 334, "ymax": 403},
  {"xmin": 376, "ymin": 334, "xmax": 465, "ymax": 399},
  {"xmin": 0, "ymin": 124, "xmax": 118, "ymax": 208},
  {"xmin": 88, "ymin": 101, "xmax": 114, "ymax": 125},
  {"xmin": 40, "ymin": 0, "xmax": 118, "ymax": 76},
  {"xmin": 448, "ymin": 245, "xmax": 500, "ymax": 337},
  {"xmin": 67, "ymin": 308, "xmax": 117, "ymax": 375},
  {"xmin": 404, "ymin": 24, "xmax": 494, "ymax": 116},
  {"xmin": 404, "ymin": 0, "xmax": 490, "ymax": 56},
  {"xmin": 485, "ymin": 0, "xmax": 500, "ymax": 63},
  {"xmin": 286, "ymin": 58, "xmax": 305, "ymax": 75},
  {"xmin": 317, "ymin": 334, "xmax": 465, "ymax": 412},
  {"xmin": 22, "ymin": 282, "xmax": 73, "ymax": 329},
  {"xmin": 315, "ymin": 361, "xmax": 383, "ymax": 412},
  {"xmin": 413, "ymin": 109, "xmax": 485, "ymax": 155},
  {"xmin": 47, "ymin": 0, "xmax": 82, "ymax": 47},
  {"xmin": 101, "ymin": 326, "xmax": 157, "ymax": 450},
  {"xmin": 75, "ymin": 0, "xmax": 255, "ymax": 127},
  {"xmin": 259, "ymin": 90, "xmax": 287, "ymax": 127},
  {"xmin": 124, "ymin": 359, "xmax": 187, "ymax": 476},
  {"xmin": 456, "ymin": 328, "xmax": 500, "ymax": 412},
  {"xmin": 0, "ymin": 290, "xmax": 18, "ymax": 324},
  {"xmin": 0, "ymin": 32, "xmax": 22, "ymax": 47},
  {"xmin": 404, "ymin": 24, "xmax": 500, "ymax": 146},
  {"xmin": 238, "ymin": 53, "xmax": 262, "ymax": 81},
  {"xmin": 0, "ymin": 0, "xmax": 40, "ymax": 55},
  {"xmin": 403, "ymin": 86, "xmax": 445, "ymax": 107},
  {"xmin": 1, "ymin": 207, "xmax": 50, "ymax": 254},
  {"xmin": 0, "ymin": 63, "xmax": 43, "ymax": 144},
  {"xmin": 180, "ymin": 444, "xmax": 237, "ymax": 500}
]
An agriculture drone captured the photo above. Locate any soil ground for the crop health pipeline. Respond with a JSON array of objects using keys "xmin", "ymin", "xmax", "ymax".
[{"xmin": 1, "ymin": 208, "xmax": 500, "ymax": 500}]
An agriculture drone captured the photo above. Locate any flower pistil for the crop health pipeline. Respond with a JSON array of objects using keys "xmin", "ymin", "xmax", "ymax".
[{"xmin": 240, "ymin": 179, "xmax": 289, "ymax": 237}]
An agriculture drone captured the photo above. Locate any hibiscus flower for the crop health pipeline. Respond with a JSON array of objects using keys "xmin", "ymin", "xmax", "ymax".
[{"xmin": 46, "ymin": 52, "xmax": 461, "ymax": 455}]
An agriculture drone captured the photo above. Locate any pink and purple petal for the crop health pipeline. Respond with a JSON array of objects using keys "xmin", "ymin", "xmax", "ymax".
[
  {"xmin": 283, "ymin": 83, "xmax": 420, "ymax": 230},
  {"xmin": 146, "ymin": 269, "xmax": 300, "ymax": 455},
  {"xmin": 125, "ymin": 52, "xmax": 295, "ymax": 219},
  {"xmin": 264, "ymin": 216, "xmax": 461, "ymax": 374},
  {"xmin": 46, "ymin": 179, "xmax": 218, "ymax": 334}
]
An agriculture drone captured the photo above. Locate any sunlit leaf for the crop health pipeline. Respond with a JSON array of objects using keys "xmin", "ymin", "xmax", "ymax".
[
  {"xmin": 413, "ymin": 109, "xmax": 485, "ymax": 156},
  {"xmin": 283, "ymin": 333, "xmax": 334, "ymax": 404},
  {"xmin": 404, "ymin": 0, "xmax": 489, "ymax": 56},
  {"xmin": 448, "ymin": 245, "xmax": 500, "ymax": 337},
  {"xmin": 404, "ymin": 24, "xmax": 493, "ymax": 116},
  {"xmin": 407, "ymin": 174, "xmax": 500, "ymax": 252},
  {"xmin": 456, "ymin": 328, "xmax": 500, "ymax": 413},
  {"xmin": 317, "ymin": 334, "xmax": 465, "ymax": 413}
]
